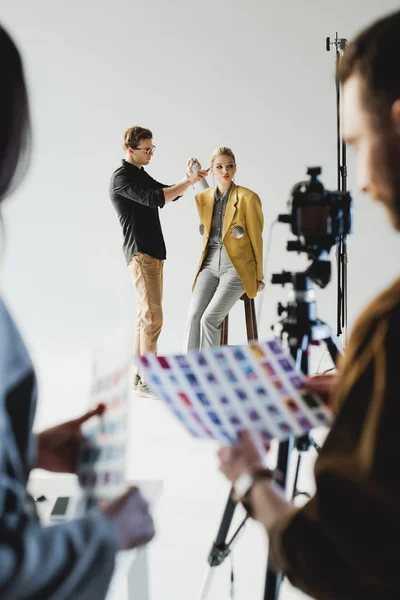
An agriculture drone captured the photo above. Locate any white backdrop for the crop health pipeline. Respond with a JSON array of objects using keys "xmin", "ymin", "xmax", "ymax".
[{"xmin": 1, "ymin": 0, "xmax": 399, "ymax": 429}]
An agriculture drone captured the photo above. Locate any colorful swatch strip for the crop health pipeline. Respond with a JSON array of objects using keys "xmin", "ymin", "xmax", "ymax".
[
  {"xmin": 78, "ymin": 340, "xmax": 131, "ymax": 511},
  {"xmin": 137, "ymin": 339, "xmax": 332, "ymax": 444}
]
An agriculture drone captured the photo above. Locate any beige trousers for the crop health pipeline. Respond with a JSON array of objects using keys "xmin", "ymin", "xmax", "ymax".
[{"xmin": 129, "ymin": 252, "xmax": 164, "ymax": 356}]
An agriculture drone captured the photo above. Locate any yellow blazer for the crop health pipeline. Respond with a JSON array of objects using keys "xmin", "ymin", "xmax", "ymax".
[{"xmin": 193, "ymin": 183, "xmax": 264, "ymax": 299}]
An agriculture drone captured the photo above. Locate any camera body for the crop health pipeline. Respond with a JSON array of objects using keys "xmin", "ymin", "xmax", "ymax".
[{"xmin": 279, "ymin": 167, "xmax": 353, "ymax": 252}]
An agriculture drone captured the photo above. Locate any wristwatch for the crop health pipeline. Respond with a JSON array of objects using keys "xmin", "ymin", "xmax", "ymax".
[{"xmin": 233, "ymin": 467, "xmax": 276, "ymax": 503}]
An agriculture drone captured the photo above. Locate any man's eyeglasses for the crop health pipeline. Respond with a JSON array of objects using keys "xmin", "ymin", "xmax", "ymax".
[{"xmin": 133, "ymin": 145, "xmax": 156, "ymax": 156}]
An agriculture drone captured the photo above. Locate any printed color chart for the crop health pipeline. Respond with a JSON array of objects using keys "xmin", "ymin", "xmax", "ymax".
[
  {"xmin": 78, "ymin": 328, "xmax": 132, "ymax": 511},
  {"xmin": 137, "ymin": 339, "xmax": 332, "ymax": 445}
]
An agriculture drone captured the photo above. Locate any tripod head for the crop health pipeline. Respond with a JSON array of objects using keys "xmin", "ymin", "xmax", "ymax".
[{"xmin": 272, "ymin": 251, "xmax": 331, "ymax": 290}]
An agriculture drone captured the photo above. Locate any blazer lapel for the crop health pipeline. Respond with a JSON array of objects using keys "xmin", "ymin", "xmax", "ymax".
[
  {"xmin": 201, "ymin": 187, "xmax": 216, "ymax": 238},
  {"xmin": 222, "ymin": 184, "xmax": 238, "ymax": 240}
]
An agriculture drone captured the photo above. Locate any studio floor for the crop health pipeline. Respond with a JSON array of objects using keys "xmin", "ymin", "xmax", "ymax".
[{"xmin": 129, "ymin": 396, "xmax": 316, "ymax": 600}]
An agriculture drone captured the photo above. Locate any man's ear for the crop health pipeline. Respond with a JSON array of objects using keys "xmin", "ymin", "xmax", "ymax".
[{"xmin": 392, "ymin": 99, "xmax": 400, "ymax": 135}]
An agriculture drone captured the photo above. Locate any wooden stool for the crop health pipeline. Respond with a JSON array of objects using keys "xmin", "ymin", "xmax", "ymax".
[{"xmin": 220, "ymin": 293, "xmax": 258, "ymax": 345}]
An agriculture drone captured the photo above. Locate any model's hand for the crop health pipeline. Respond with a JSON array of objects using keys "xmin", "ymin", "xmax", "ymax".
[
  {"xmin": 218, "ymin": 430, "xmax": 266, "ymax": 483},
  {"xmin": 305, "ymin": 373, "xmax": 337, "ymax": 407},
  {"xmin": 37, "ymin": 404, "xmax": 106, "ymax": 473},
  {"xmin": 257, "ymin": 280, "xmax": 265, "ymax": 292},
  {"xmin": 102, "ymin": 487, "xmax": 155, "ymax": 550}
]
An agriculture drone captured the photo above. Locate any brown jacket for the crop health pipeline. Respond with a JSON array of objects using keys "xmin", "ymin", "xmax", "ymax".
[
  {"xmin": 269, "ymin": 277, "xmax": 400, "ymax": 599},
  {"xmin": 193, "ymin": 184, "xmax": 264, "ymax": 298}
]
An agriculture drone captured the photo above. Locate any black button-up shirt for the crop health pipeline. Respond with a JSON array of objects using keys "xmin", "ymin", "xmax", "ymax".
[{"xmin": 109, "ymin": 160, "xmax": 175, "ymax": 263}]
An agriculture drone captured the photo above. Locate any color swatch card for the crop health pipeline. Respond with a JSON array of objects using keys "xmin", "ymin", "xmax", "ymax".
[
  {"xmin": 78, "ymin": 327, "xmax": 133, "ymax": 511},
  {"xmin": 137, "ymin": 339, "xmax": 332, "ymax": 445}
]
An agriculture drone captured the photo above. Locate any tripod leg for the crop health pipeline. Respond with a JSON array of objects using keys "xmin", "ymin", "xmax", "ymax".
[
  {"xmin": 275, "ymin": 439, "xmax": 293, "ymax": 482},
  {"xmin": 325, "ymin": 334, "xmax": 343, "ymax": 364},
  {"xmin": 336, "ymin": 239, "xmax": 342, "ymax": 338},
  {"xmin": 264, "ymin": 569, "xmax": 282, "ymax": 600},
  {"xmin": 198, "ymin": 567, "xmax": 216, "ymax": 600},
  {"xmin": 263, "ymin": 436, "xmax": 293, "ymax": 600},
  {"xmin": 197, "ymin": 490, "xmax": 237, "ymax": 600},
  {"xmin": 341, "ymin": 236, "xmax": 348, "ymax": 347},
  {"xmin": 291, "ymin": 453, "xmax": 302, "ymax": 501},
  {"xmin": 209, "ymin": 490, "xmax": 237, "ymax": 564},
  {"xmin": 264, "ymin": 336, "xmax": 307, "ymax": 600}
]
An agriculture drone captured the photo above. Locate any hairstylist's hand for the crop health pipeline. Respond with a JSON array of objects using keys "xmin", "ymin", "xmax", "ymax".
[
  {"xmin": 218, "ymin": 430, "xmax": 267, "ymax": 483},
  {"xmin": 186, "ymin": 157, "xmax": 201, "ymax": 176},
  {"xmin": 187, "ymin": 169, "xmax": 208, "ymax": 185},
  {"xmin": 102, "ymin": 487, "xmax": 155, "ymax": 550},
  {"xmin": 36, "ymin": 404, "xmax": 105, "ymax": 473},
  {"xmin": 305, "ymin": 373, "xmax": 337, "ymax": 408},
  {"xmin": 257, "ymin": 280, "xmax": 265, "ymax": 293},
  {"xmin": 186, "ymin": 158, "xmax": 208, "ymax": 184}
]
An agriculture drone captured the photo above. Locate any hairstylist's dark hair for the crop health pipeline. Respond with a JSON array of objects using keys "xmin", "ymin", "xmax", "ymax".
[
  {"xmin": 0, "ymin": 25, "xmax": 31, "ymax": 203},
  {"xmin": 122, "ymin": 126, "xmax": 153, "ymax": 151}
]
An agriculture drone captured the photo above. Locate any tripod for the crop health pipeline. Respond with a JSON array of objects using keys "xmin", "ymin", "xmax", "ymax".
[
  {"xmin": 262, "ymin": 265, "xmax": 343, "ymax": 600},
  {"xmin": 199, "ymin": 270, "xmax": 342, "ymax": 599}
]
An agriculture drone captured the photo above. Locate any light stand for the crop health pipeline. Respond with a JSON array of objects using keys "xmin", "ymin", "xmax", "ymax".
[{"xmin": 327, "ymin": 33, "xmax": 349, "ymax": 345}]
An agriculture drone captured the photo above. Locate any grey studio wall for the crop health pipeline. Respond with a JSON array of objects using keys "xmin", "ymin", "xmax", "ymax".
[{"xmin": 1, "ymin": 0, "xmax": 399, "ymax": 428}]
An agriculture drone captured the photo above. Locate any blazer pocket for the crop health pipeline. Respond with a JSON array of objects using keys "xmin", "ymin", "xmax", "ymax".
[{"xmin": 230, "ymin": 218, "xmax": 246, "ymax": 239}]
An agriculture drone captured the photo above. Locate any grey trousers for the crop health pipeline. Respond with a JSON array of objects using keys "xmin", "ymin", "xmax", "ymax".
[{"xmin": 184, "ymin": 246, "xmax": 244, "ymax": 350}]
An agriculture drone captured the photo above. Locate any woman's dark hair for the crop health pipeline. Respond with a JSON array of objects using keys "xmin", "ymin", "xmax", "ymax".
[{"xmin": 0, "ymin": 25, "xmax": 31, "ymax": 203}]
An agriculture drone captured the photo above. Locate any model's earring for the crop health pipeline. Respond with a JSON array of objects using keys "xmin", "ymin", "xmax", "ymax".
[{"xmin": 213, "ymin": 173, "xmax": 215, "ymax": 186}]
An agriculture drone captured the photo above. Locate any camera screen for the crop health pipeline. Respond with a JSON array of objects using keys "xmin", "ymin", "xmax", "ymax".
[
  {"xmin": 50, "ymin": 496, "xmax": 69, "ymax": 517},
  {"xmin": 296, "ymin": 206, "xmax": 331, "ymax": 235}
]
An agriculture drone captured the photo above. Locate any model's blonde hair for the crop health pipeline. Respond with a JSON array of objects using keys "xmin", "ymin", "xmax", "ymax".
[{"xmin": 210, "ymin": 146, "xmax": 236, "ymax": 168}]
